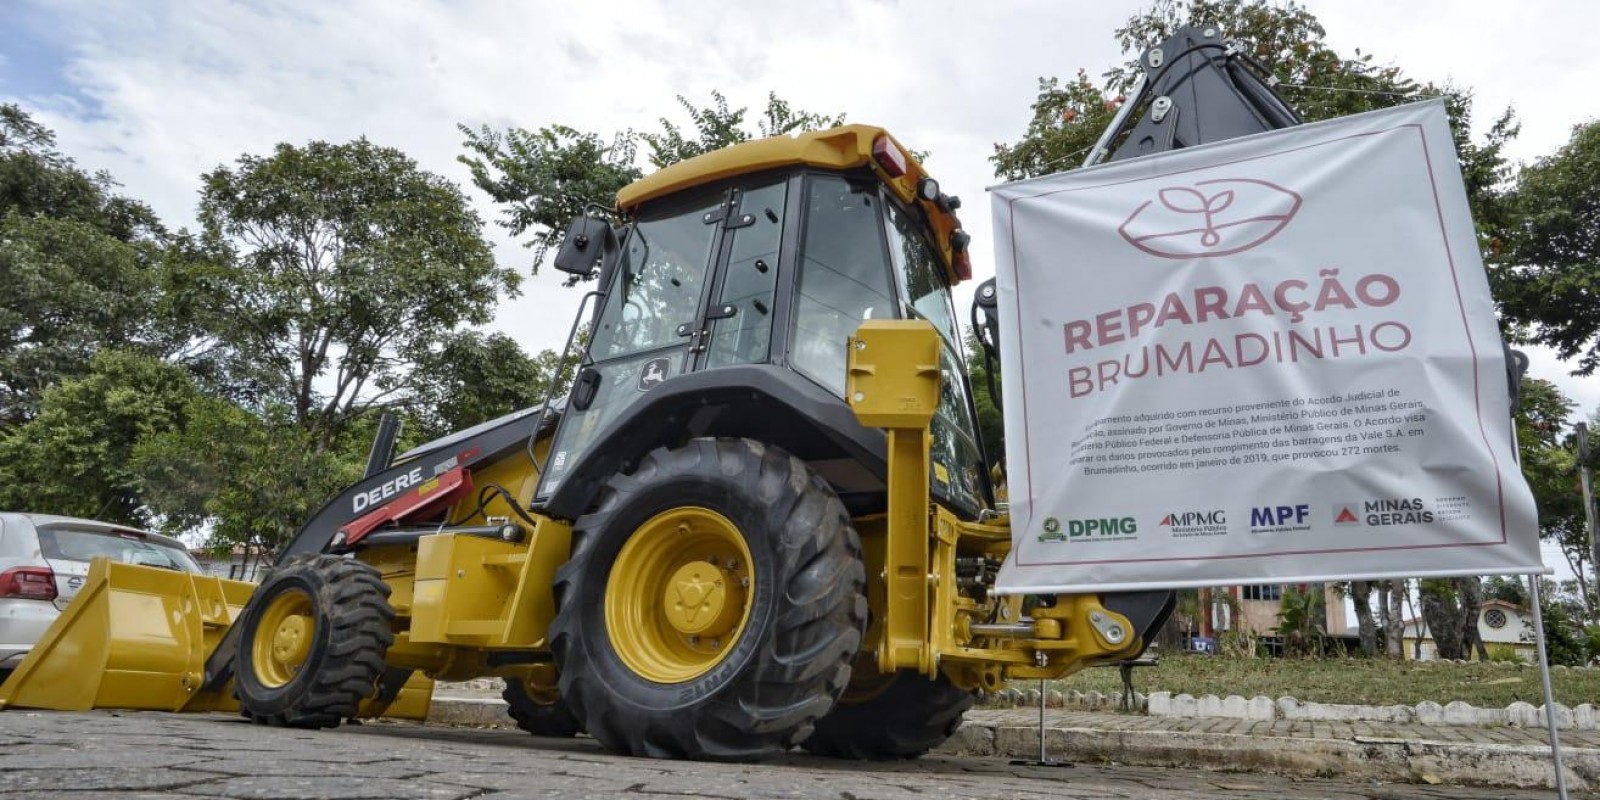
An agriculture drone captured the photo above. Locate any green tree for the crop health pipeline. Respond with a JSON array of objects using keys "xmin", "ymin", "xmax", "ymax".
[
  {"xmin": 405, "ymin": 330, "xmax": 571, "ymax": 442},
  {"xmin": 0, "ymin": 350, "xmax": 201, "ymax": 526},
  {"xmin": 964, "ymin": 330, "xmax": 1005, "ymax": 462},
  {"xmin": 132, "ymin": 399, "xmax": 364, "ymax": 558},
  {"xmin": 1276, "ymin": 584, "xmax": 1327, "ymax": 657},
  {"xmin": 194, "ymin": 138, "xmax": 517, "ymax": 450},
  {"xmin": 639, "ymin": 90, "xmax": 846, "ymax": 170},
  {"xmin": 458, "ymin": 125, "xmax": 642, "ymax": 276},
  {"xmin": 991, "ymin": 0, "xmax": 1517, "ymax": 236},
  {"xmin": 1483, "ymin": 575, "xmax": 1529, "ymax": 608},
  {"xmin": 459, "ymin": 91, "xmax": 843, "ymax": 276},
  {"xmin": 0, "ymin": 104, "xmax": 180, "ymax": 426},
  {"xmin": 1498, "ymin": 121, "xmax": 1600, "ymax": 375},
  {"xmin": 1516, "ymin": 379, "xmax": 1586, "ymax": 574}
]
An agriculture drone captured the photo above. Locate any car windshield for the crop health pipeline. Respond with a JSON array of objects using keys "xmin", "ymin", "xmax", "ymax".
[{"xmin": 36, "ymin": 527, "xmax": 202, "ymax": 573}]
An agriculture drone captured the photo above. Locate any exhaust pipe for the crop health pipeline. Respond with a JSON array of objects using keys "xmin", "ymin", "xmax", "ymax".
[{"xmin": 364, "ymin": 412, "xmax": 403, "ymax": 479}]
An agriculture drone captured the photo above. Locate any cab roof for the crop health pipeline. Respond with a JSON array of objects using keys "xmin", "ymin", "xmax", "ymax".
[{"xmin": 615, "ymin": 124, "xmax": 970, "ymax": 284}]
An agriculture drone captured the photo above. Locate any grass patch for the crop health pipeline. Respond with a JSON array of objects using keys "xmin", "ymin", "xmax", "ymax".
[{"xmin": 1047, "ymin": 654, "xmax": 1600, "ymax": 708}]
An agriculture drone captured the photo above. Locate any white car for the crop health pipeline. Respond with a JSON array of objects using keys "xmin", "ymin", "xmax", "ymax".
[{"xmin": 0, "ymin": 513, "xmax": 203, "ymax": 677}]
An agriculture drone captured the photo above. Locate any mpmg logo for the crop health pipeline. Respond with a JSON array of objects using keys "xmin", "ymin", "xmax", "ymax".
[{"xmin": 1118, "ymin": 178, "xmax": 1302, "ymax": 259}]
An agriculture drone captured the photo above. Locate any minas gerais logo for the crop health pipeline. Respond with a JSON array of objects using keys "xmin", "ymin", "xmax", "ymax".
[{"xmin": 1119, "ymin": 178, "xmax": 1303, "ymax": 259}]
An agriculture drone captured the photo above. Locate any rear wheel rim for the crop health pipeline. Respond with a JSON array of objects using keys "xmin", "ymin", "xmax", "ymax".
[
  {"xmin": 604, "ymin": 507, "xmax": 755, "ymax": 684},
  {"xmin": 252, "ymin": 589, "xmax": 315, "ymax": 688}
]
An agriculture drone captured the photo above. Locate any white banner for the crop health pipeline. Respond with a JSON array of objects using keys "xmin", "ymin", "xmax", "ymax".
[{"xmin": 990, "ymin": 100, "xmax": 1541, "ymax": 593}]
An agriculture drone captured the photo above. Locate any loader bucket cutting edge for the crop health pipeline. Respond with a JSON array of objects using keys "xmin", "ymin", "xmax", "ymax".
[{"xmin": 0, "ymin": 557, "xmax": 255, "ymax": 713}]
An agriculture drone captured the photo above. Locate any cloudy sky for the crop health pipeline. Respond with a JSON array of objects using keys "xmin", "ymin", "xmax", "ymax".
[{"xmin": 3, "ymin": 0, "xmax": 1596, "ymax": 422}]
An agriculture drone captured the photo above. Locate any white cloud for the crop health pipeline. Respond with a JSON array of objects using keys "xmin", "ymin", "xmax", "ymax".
[{"xmin": 4, "ymin": 0, "xmax": 1596, "ymax": 414}]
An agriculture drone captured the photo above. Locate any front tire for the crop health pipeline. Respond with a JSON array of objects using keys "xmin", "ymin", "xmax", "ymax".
[
  {"xmin": 234, "ymin": 554, "xmax": 394, "ymax": 728},
  {"xmin": 550, "ymin": 438, "xmax": 867, "ymax": 760},
  {"xmin": 802, "ymin": 669, "xmax": 974, "ymax": 759},
  {"xmin": 503, "ymin": 678, "xmax": 582, "ymax": 737}
]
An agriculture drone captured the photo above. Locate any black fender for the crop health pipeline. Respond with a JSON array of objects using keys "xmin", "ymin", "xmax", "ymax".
[{"xmin": 544, "ymin": 364, "xmax": 888, "ymax": 520}]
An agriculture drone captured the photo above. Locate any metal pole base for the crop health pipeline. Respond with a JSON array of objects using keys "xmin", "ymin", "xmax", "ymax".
[{"xmin": 1009, "ymin": 679, "xmax": 1074, "ymax": 768}]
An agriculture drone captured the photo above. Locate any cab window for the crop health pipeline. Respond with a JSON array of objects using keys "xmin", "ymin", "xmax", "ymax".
[
  {"xmin": 883, "ymin": 201, "xmax": 958, "ymax": 346},
  {"xmin": 792, "ymin": 175, "xmax": 897, "ymax": 395},
  {"xmin": 591, "ymin": 197, "xmax": 721, "ymax": 361}
]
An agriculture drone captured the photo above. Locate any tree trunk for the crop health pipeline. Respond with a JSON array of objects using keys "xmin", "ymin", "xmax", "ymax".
[
  {"xmin": 1457, "ymin": 576, "xmax": 1489, "ymax": 661},
  {"xmin": 1350, "ymin": 581, "xmax": 1377, "ymax": 657},
  {"xmin": 1386, "ymin": 580, "xmax": 1405, "ymax": 659},
  {"xmin": 1421, "ymin": 580, "xmax": 1466, "ymax": 660}
]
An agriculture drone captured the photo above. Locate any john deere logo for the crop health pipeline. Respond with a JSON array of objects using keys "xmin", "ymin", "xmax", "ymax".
[
  {"xmin": 637, "ymin": 357, "xmax": 671, "ymax": 391},
  {"xmin": 1038, "ymin": 517, "xmax": 1064, "ymax": 542},
  {"xmin": 1119, "ymin": 178, "xmax": 1302, "ymax": 259}
]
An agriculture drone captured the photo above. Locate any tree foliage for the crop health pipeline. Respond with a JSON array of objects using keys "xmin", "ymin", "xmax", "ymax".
[
  {"xmin": 1498, "ymin": 121, "xmax": 1600, "ymax": 375},
  {"xmin": 991, "ymin": 0, "xmax": 1517, "ymax": 238},
  {"xmin": 1276, "ymin": 585, "xmax": 1328, "ymax": 657},
  {"xmin": 195, "ymin": 138, "xmax": 516, "ymax": 448},
  {"xmin": 132, "ymin": 399, "xmax": 365, "ymax": 557},
  {"xmin": 0, "ymin": 104, "xmax": 179, "ymax": 426},
  {"xmin": 639, "ymin": 91, "xmax": 846, "ymax": 170},
  {"xmin": 0, "ymin": 350, "xmax": 201, "ymax": 527},
  {"xmin": 458, "ymin": 125, "xmax": 641, "ymax": 275},
  {"xmin": 405, "ymin": 330, "xmax": 570, "ymax": 442},
  {"xmin": 460, "ymin": 91, "xmax": 843, "ymax": 276}
]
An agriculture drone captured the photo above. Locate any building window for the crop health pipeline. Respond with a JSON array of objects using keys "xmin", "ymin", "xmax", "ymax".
[
  {"xmin": 1485, "ymin": 608, "xmax": 1508, "ymax": 629},
  {"xmin": 1241, "ymin": 584, "xmax": 1283, "ymax": 602}
]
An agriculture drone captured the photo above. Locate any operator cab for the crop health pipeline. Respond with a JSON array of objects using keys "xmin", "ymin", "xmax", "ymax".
[{"xmin": 536, "ymin": 125, "xmax": 990, "ymax": 520}]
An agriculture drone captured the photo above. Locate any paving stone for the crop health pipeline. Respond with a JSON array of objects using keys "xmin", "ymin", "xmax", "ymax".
[{"xmin": 0, "ymin": 709, "xmax": 1584, "ymax": 798}]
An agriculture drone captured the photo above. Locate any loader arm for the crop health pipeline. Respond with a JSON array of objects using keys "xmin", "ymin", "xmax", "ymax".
[{"xmin": 1091, "ymin": 24, "xmax": 1301, "ymax": 166}]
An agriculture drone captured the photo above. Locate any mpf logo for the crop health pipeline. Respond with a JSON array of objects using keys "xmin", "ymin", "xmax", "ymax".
[
  {"xmin": 1249, "ymin": 504, "xmax": 1311, "ymax": 534},
  {"xmin": 1118, "ymin": 178, "xmax": 1302, "ymax": 259}
]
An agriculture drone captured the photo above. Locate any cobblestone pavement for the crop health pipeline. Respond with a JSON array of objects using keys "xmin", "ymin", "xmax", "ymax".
[{"xmin": 0, "ymin": 710, "xmax": 1574, "ymax": 799}]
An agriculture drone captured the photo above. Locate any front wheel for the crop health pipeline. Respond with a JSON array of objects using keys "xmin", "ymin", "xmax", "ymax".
[
  {"xmin": 234, "ymin": 554, "xmax": 394, "ymax": 728},
  {"xmin": 802, "ymin": 669, "xmax": 974, "ymax": 759},
  {"xmin": 502, "ymin": 678, "xmax": 582, "ymax": 737},
  {"xmin": 550, "ymin": 438, "xmax": 867, "ymax": 760}
]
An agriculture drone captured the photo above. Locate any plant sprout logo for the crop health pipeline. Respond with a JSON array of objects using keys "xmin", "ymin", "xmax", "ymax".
[{"xmin": 1118, "ymin": 178, "xmax": 1303, "ymax": 259}]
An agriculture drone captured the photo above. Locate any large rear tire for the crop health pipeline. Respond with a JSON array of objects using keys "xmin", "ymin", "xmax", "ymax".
[
  {"xmin": 502, "ymin": 678, "xmax": 582, "ymax": 738},
  {"xmin": 234, "ymin": 554, "xmax": 394, "ymax": 728},
  {"xmin": 802, "ymin": 669, "xmax": 974, "ymax": 760},
  {"xmin": 550, "ymin": 438, "xmax": 867, "ymax": 760}
]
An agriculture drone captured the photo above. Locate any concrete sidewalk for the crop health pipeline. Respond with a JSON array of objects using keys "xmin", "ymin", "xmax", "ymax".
[{"xmin": 428, "ymin": 693, "xmax": 1600, "ymax": 792}]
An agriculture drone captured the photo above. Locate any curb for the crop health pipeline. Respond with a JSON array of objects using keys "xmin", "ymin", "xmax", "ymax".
[
  {"xmin": 945, "ymin": 723, "xmax": 1598, "ymax": 791},
  {"xmin": 427, "ymin": 696, "xmax": 1596, "ymax": 791}
]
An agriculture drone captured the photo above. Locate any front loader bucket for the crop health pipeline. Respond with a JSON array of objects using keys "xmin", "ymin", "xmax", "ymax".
[{"xmin": 0, "ymin": 558, "xmax": 255, "ymax": 713}]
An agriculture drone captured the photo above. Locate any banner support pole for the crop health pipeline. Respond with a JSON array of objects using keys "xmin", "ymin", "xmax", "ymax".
[{"xmin": 1527, "ymin": 573, "xmax": 1569, "ymax": 800}]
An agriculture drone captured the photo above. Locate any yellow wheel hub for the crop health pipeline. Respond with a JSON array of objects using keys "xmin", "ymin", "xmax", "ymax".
[
  {"xmin": 605, "ymin": 507, "xmax": 754, "ymax": 684},
  {"xmin": 252, "ymin": 589, "xmax": 316, "ymax": 688}
]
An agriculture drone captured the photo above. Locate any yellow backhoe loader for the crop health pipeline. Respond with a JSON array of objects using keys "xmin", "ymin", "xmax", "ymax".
[{"xmin": 0, "ymin": 26, "xmax": 1299, "ymax": 760}]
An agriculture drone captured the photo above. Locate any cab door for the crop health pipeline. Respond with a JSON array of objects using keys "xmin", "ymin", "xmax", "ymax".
[{"xmin": 536, "ymin": 178, "xmax": 790, "ymax": 502}]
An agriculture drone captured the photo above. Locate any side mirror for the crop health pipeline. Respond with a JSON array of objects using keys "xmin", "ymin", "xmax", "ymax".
[{"xmin": 553, "ymin": 215, "xmax": 613, "ymax": 277}]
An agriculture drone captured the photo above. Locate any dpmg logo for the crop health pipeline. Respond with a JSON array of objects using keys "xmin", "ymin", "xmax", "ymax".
[{"xmin": 1119, "ymin": 178, "xmax": 1302, "ymax": 259}]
